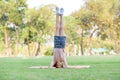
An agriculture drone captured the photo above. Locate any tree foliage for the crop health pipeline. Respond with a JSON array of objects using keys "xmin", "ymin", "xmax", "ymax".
[{"xmin": 0, "ymin": 0, "xmax": 120, "ymax": 56}]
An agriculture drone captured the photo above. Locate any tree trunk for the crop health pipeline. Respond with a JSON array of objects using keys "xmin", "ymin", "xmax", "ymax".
[
  {"xmin": 35, "ymin": 42, "xmax": 41, "ymax": 56},
  {"xmin": 68, "ymin": 44, "xmax": 70, "ymax": 56},
  {"xmin": 4, "ymin": 27, "xmax": 9, "ymax": 56},
  {"xmin": 114, "ymin": 40, "xmax": 120, "ymax": 54},
  {"xmin": 89, "ymin": 37, "xmax": 92, "ymax": 55},
  {"xmin": 27, "ymin": 43, "xmax": 30, "ymax": 56},
  {"xmin": 77, "ymin": 44, "xmax": 80, "ymax": 56},
  {"xmin": 28, "ymin": 30, "xmax": 30, "ymax": 56},
  {"xmin": 15, "ymin": 28, "xmax": 19, "ymax": 55},
  {"xmin": 89, "ymin": 28, "xmax": 99, "ymax": 55},
  {"xmin": 80, "ymin": 29, "xmax": 84, "ymax": 55}
]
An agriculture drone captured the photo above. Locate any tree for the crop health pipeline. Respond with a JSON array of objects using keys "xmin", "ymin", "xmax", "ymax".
[
  {"xmin": 0, "ymin": 0, "xmax": 12, "ymax": 56},
  {"xmin": 25, "ymin": 4, "xmax": 55, "ymax": 56},
  {"xmin": 71, "ymin": 0, "xmax": 120, "ymax": 55},
  {"xmin": 0, "ymin": 0, "xmax": 27, "ymax": 56}
]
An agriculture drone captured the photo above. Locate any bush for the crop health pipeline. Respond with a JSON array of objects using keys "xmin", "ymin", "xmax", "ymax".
[{"xmin": 44, "ymin": 47, "xmax": 53, "ymax": 56}]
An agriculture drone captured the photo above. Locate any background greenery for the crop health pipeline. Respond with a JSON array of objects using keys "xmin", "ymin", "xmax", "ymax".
[{"xmin": 0, "ymin": 0, "xmax": 120, "ymax": 57}]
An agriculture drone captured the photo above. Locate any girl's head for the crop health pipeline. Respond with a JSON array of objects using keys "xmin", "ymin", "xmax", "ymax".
[
  {"xmin": 53, "ymin": 49, "xmax": 64, "ymax": 68},
  {"xmin": 53, "ymin": 60, "xmax": 63, "ymax": 68}
]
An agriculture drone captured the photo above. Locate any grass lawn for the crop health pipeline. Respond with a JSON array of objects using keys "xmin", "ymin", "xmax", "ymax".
[{"xmin": 0, "ymin": 55, "xmax": 120, "ymax": 80}]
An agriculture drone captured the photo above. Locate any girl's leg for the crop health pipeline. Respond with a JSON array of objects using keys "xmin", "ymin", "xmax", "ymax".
[
  {"xmin": 55, "ymin": 7, "xmax": 60, "ymax": 36},
  {"xmin": 59, "ymin": 8, "xmax": 68, "ymax": 67},
  {"xmin": 59, "ymin": 8, "xmax": 66, "ymax": 36},
  {"xmin": 50, "ymin": 7, "xmax": 60, "ymax": 67}
]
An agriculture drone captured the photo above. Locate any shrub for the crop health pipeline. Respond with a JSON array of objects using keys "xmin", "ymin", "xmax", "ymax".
[{"xmin": 44, "ymin": 47, "xmax": 53, "ymax": 56}]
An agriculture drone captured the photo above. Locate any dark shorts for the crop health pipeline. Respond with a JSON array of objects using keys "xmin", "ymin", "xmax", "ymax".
[{"xmin": 54, "ymin": 36, "xmax": 66, "ymax": 48}]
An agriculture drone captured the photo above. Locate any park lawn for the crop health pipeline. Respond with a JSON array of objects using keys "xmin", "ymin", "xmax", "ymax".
[{"xmin": 0, "ymin": 55, "xmax": 120, "ymax": 80}]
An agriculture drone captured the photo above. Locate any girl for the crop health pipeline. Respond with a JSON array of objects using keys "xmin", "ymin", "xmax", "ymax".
[{"xmin": 50, "ymin": 7, "xmax": 68, "ymax": 68}]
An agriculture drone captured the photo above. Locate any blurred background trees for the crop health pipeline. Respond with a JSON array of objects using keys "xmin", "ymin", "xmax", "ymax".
[{"xmin": 0, "ymin": 0, "xmax": 120, "ymax": 57}]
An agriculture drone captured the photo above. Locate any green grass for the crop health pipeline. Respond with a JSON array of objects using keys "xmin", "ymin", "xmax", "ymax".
[{"xmin": 0, "ymin": 55, "xmax": 120, "ymax": 80}]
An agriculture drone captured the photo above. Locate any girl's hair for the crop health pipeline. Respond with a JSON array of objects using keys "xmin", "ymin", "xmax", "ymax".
[{"xmin": 53, "ymin": 62, "xmax": 63, "ymax": 68}]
